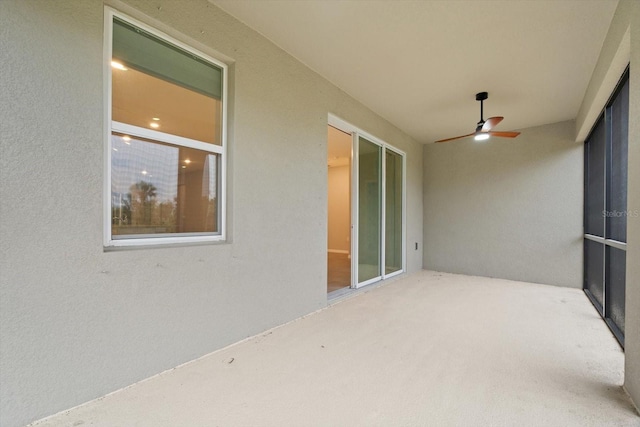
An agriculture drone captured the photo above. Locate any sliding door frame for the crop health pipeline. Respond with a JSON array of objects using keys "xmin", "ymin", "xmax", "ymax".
[
  {"xmin": 354, "ymin": 133, "xmax": 383, "ymax": 287},
  {"xmin": 328, "ymin": 114, "xmax": 406, "ymax": 290},
  {"xmin": 384, "ymin": 145, "xmax": 407, "ymax": 280}
]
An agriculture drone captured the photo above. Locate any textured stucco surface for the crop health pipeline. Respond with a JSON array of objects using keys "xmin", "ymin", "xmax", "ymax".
[
  {"xmin": 579, "ymin": 0, "xmax": 640, "ymax": 411},
  {"xmin": 575, "ymin": 1, "xmax": 630, "ymax": 143},
  {"xmin": 422, "ymin": 120, "xmax": 583, "ymax": 288},
  {"xmin": 0, "ymin": 1, "xmax": 423, "ymax": 426},
  {"xmin": 327, "ymin": 165, "xmax": 350, "ymax": 253},
  {"xmin": 622, "ymin": 0, "xmax": 640, "ymax": 410}
]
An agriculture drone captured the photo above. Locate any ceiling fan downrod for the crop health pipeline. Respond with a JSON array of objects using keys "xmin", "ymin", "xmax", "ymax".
[{"xmin": 476, "ymin": 91, "xmax": 488, "ymax": 130}]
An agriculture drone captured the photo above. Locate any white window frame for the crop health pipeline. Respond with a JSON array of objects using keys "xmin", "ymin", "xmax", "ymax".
[{"xmin": 103, "ymin": 7, "xmax": 227, "ymax": 247}]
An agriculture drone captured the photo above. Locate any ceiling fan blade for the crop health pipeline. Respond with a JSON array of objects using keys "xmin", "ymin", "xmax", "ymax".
[
  {"xmin": 435, "ymin": 133, "xmax": 475, "ymax": 143},
  {"xmin": 481, "ymin": 116, "xmax": 504, "ymax": 132},
  {"xmin": 488, "ymin": 131, "xmax": 520, "ymax": 138}
]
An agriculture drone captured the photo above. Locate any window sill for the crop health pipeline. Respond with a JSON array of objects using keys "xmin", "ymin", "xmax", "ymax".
[{"xmin": 103, "ymin": 235, "xmax": 227, "ymax": 252}]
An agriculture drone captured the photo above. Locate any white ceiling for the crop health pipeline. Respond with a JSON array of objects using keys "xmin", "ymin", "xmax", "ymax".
[{"xmin": 212, "ymin": 0, "xmax": 618, "ymax": 144}]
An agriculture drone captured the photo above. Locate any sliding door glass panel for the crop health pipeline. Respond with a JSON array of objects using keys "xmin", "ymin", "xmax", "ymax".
[
  {"xmin": 605, "ymin": 246, "xmax": 626, "ymax": 335},
  {"xmin": 358, "ymin": 137, "xmax": 381, "ymax": 283},
  {"xmin": 385, "ymin": 150, "xmax": 403, "ymax": 274},
  {"xmin": 585, "ymin": 117, "xmax": 606, "ymax": 237},
  {"xmin": 584, "ymin": 239, "xmax": 604, "ymax": 312},
  {"xmin": 607, "ymin": 77, "xmax": 629, "ymax": 242}
]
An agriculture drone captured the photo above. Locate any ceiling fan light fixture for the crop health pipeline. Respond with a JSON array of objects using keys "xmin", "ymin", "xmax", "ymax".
[{"xmin": 434, "ymin": 92, "xmax": 519, "ymax": 143}]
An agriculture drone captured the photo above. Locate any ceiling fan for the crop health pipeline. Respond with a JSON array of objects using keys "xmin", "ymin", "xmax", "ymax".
[{"xmin": 435, "ymin": 92, "xmax": 520, "ymax": 143}]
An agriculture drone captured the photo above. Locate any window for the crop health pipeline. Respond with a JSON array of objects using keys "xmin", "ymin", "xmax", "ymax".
[{"xmin": 105, "ymin": 9, "xmax": 226, "ymax": 246}]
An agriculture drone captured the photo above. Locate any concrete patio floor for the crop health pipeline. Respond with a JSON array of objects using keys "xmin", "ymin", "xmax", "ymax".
[{"xmin": 31, "ymin": 271, "xmax": 638, "ymax": 426}]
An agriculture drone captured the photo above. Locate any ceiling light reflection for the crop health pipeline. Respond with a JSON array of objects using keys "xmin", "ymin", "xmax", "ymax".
[{"xmin": 111, "ymin": 61, "xmax": 127, "ymax": 71}]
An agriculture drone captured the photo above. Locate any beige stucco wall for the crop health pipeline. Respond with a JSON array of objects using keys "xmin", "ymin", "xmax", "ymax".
[
  {"xmin": 0, "ymin": 1, "xmax": 423, "ymax": 425},
  {"xmin": 423, "ymin": 120, "xmax": 583, "ymax": 288},
  {"xmin": 627, "ymin": 1, "xmax": 640, "ymax": 410},
  {"xmin": 577, "ymin": 0, "xmax": 639, "ymax": 410},
  {"xmin": 328, "ymin": 165, "xmax": 351, "ymax": 253}
]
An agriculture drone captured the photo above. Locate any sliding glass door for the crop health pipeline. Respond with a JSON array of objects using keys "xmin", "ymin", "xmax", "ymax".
[
  {"xmin": 357, "ymin": 137, "xmax": 382, "ymax": 283},
  {"xmin": 385, "ymin": 149, "xmax": 404, "ymax": 275},
  {"xmin": 353, "ymin": 134, "xmax": 405, "ymax": 288}
]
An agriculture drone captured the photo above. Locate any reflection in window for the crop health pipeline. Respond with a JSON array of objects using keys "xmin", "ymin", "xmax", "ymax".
[{"xmin": 111, "ymin": 133, "xmax": 218, "ymax": 237}]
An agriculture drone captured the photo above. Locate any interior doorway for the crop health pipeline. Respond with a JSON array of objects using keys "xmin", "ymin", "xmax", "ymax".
[{"xmin": 327, "ymin": 125, "xmax": 352, "ymax": 293}]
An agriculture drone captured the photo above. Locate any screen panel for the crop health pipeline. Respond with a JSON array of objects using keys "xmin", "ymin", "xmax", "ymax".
[
  {"xmin": 585, "ymin": 117, "xmax": 605, "ymax": 237},
  {"xmin": 584, "ymin": 239, "xmax": 604, "ymax": 312},
  {"xmin": 605, "ymin": 246, "xmax": 626, "ymax": 336},
  {"xmin": 607, "ymin": 76, "xmax": 629, "ymax": 242}
]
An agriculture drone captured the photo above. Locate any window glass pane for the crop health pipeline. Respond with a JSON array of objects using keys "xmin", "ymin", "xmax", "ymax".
[
  {"xmin": 112, "ymin": 18, "xmax": 222, "ymax": 145},
  {"xmin": 358, "ymin": 137, "xmax": 381, "ymax": 283},
  {"xmin": 605, "ymin": 246, "xmax": 626, "ymax": 336},
  {"xmin": 607, "ymin": 76, "xmax": 629, "ymax": 242},
  {"xmin": 113, "ymin": 18, "xmax": 222, "ymax": 99},
  {"xmin": 585, "ymin": 117, "xmax": 605, "ymax": 237},
  {"xmin": 111, "ymin": 133, "xmax": 218, "ymax": 238},
  {"xmin": 385, "ymin": 150, "xmax": 403, "ymax": 274},
  {"xmin": 584, "ymin": 239, "xmax": 604, "ymax": 312}
]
